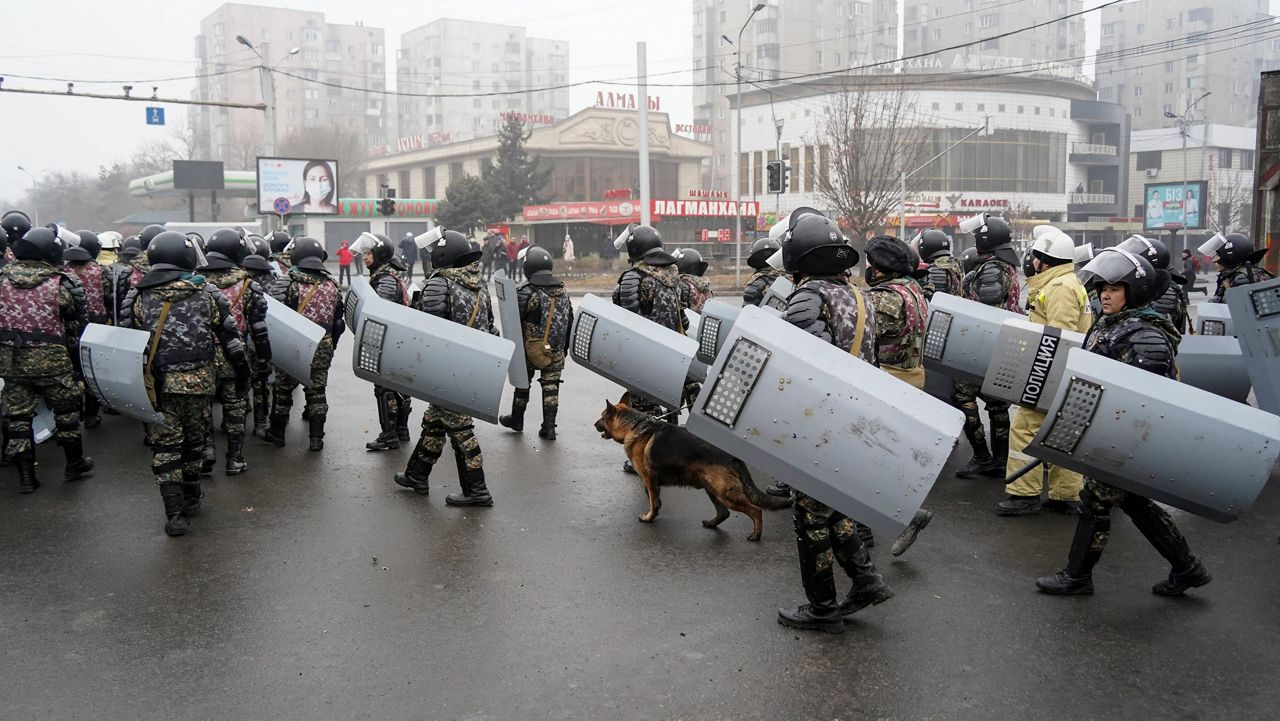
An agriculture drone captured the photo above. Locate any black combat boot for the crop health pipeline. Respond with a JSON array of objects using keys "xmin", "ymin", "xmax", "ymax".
[
  {"xmin": 538, "ymin": 407, "xmax": 557, "ymax": 441},
  {"xmin": 308, "ymin": 415, "xmax": 326, "ymax": 452},
  {"xmin": 1123, "ymin": 498, "xmax": 1212, "ymax": 596},
  {"xmin": 446, "ymin": 468, "xmax": 494, "ymax": 507},
  {"xmin": 1036, "ymin": 507, "xmax": 1105, "ymax": 596},
  {"xmin": 499, "ymin": 389, "xmax": 529, "ymax": 433},
  {"xmin": 987, "ymin": 434, "xmax": 1010, "ymax": 478},
  {"xmin": 16, "ymin": 453, "xmax": 39, "ymax": 494},
  {"xmin": 778, "ymin": 531, "xmax": 844, "ymax": 633},
  {"xmin": 854, "ymin": 521, "xmax": 875, "ymax": 548},
  {"xmin": 200, "ymin": 434, "xmax": 216, "ymax": 475},
  {"xmin": 956, "ymin": 435, "xmax": 998, "ymax": 478},
  {"xmin": 252, "ymin": 390, "xmax": 270, "ymax": 441},
  {"xmin": 834, "ymin": 536, "xmax": 894, "ymax": 616},
  {"xmin": 262, "ymin": 414, "xmax": 288, "ymax": 447},
  {"xmin": 395, "ymin": 398, "xmax": 412, "ymax": 444},
  {"xmin": 890, "ymin": 508, "xmax": 934, "ymax": 557},
  {"xmin": 160, "ymin": 484, "xmax": 188, "ymax": 537},
  {"xmin": 766, "ymin": 481, "xmax": 791, "ymax": 497},
  {"xmin": 1152, "ymin": 560, "xmax": 1213, "ymax": 596},
  {"xmin": 366, "ymin": 392, "xmax": 400, "ymax": 451},
  {"xmin": 393, "ymin": 455, "xmax": 433, "ymax": 496},
  {"xmin": 181, "ymin": 472, "xmax": 202, "ymax": 517},
  {"xmin": 61, "ymin": 438, "xmax": 94, "ymax": 482},
  {"xmin": 225, "ymin": 436, "xmax": 247, "ymax": 476},
  {"xmin": 83, "ymin": 394, "xmax": 102, "ymax": 429},
  {"xmin": 996, "ymin": 494, "xmax": 1042, "ymax": 516}
]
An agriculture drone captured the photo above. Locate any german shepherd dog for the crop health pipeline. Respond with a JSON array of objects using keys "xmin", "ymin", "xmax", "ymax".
[{"xmin": 594, "ymin": 393, "xmax": 791, "ymax": 541}]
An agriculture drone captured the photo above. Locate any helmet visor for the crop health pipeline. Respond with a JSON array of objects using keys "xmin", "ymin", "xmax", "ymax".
[
  {"xmin": 957, "ymin": 212, "xmax": 988, "ymax": 235},
  {"xmin": 415, "ymin": 227, "xmax": 444, "ymax": 250},
  {"xmin": 613, "ymin": 223, "xmax": 634, "ymax": 250},
  {"xmin": 1079, "ymin": 247, "xmax": 1147, "ymax": 287},
  {"xmin": 766, "ymin": 247, "xmax": 784, "ymax": 270},
  {"xmin": 1072, "ymin": 242, "xmax": 1094, "ymax": 268},
  {"xmin": 349, "ymin": 232, "xmax": 378, "ymax": 255},
  {"xmin": 1198, "ymin": 233, "xmax": 1227, "ymax": 258}
]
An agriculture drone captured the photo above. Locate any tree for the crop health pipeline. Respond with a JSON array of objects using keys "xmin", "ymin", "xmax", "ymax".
[
  {"xmin": 1209, "ymin": 169, "xmax": 1252, "ymax": 235},
  {"xmin": 482, "ymin": 114, "xmax": 552, "ymax": 221},
  {"xmin": 278, "ymin": 126, "xmax": 368, "ymax": 197},
  {"xmin": 227, "ymin": 125, "xmax": 265, "ymax": 171},
  {"xmin": 814, "ymin": 84, "xmax": 931, "ymax": 244},
  {"xmin": 437, "ymin": 175, "xmax": 496, "ymax": 233}
]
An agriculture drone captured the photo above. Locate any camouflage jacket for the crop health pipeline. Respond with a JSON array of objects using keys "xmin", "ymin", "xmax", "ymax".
[
  {"xmin": 0, "ymin": 260, "xmax": 85, "ymax": 379},
  {"xmin": 63, "ymin": 260, "xmax": 112, "ymax": 324},
  {"xmin": 1149, "ymin": 280, "xmax": 1190, "ymax": 334},
  {"xmin": 965, "ymin": 255, "xmax": 1023, "ymax": 314},
  {"xmin": 866, "ymin": 274, "xmax": 928, "ymax": 369},
  {"xmin": 679, "ymin": 274, "xmax": 714, "ymax": 313},
  {"xmin": 276, "ymin": 268, "xmax": 345, "ymax": 342},
  {"xmin": 1084, "ymin": 307, "xmax": 1181, "ymax": 380},
  {"xmin": 1212, "ymin": 264, "xmax": 1275, "ymax": 303},
  {"xmin": 612, "ymin": 262, "xmax": 684, "ymax": 333},
  {"xmin": 743, "ymin": 267, "xmax": 783, "ymax": 307},
  {"xmin": 926, "ymin": 255, "xmax": 964, "ymax": 299},
  {"xmin": 204, "ymin": 267, "xmax": 270, "ymax": 377},
  {"xmin": 518, "ymin": 279, "xmax": 574, "ymax": 354},
  {"xmin": 785, "ymin": 275, "xmax": 878, "ymax": 363},
  {"xmin": 415, "ymin": 263, "xmax": 498, "ymax": 334},
  {"xmin": 371, "ymin": 262, "xmax": 411, "ymax": 305},
  {"xmin": 123, "ymin": 274, "xmax": 246, "ymax": 396}
]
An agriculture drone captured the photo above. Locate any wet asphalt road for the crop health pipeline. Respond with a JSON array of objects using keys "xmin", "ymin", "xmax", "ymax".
[{"xmin": 1, "ymin": 321, "xmax": 1279, "ymax": 720}]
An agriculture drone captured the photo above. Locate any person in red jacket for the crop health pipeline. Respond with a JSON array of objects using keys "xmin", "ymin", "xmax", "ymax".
[{"xmin": 336, "ymin": 240, "xmax": 354, "ymax": 286}]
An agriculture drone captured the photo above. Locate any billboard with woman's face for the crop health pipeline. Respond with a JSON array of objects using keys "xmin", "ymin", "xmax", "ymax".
[
  {"xmin": 256, "ymin": 157, "xmax": 339, "ymax": 215},
  {"xmin": 1143, "ymin": 181, "xmax": 1206, "ymax": 231}
]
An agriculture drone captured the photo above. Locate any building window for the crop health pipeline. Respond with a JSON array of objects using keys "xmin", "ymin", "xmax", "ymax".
[
  {"xmin": 931, "ymin": 102, "xmax": 940, "ymax": 110},
  {"xmin": 1136, "ymin": 151, "xmax": 1162, "ymax": 170},
  {"xmin": 449, "ymin": 162, "xmax": 464, "ymax": 183},
  {"xmin": 739, "ymin": 152, "xmax": 749, "ymax": 196},
  {"xmin": 1242, "ymin": 150, "xmax": 1255, "ymax": 167},
  {"xmin": 998, "ymin": 104, "xmax": 1006, "ymax": 113},
  {"xmin": 955, "ymin": 103, "xmax": 964, "ymax": 111},
  {"xmin": 979, "ymin": 14, "xmax": 997, "ymax": 28},
  {"xmin": 1133, "ymin": 87, "xmax": 1143, "ymax": 97},
  {"xmin": 1219, "ymin": 148, "xmax": 1233, "ymax": 168},
  {"xmin": 1017, "ymin": 105, "xmax": 1025, "ymax": 113},
  {"xmin": 977, "ymin": 103, "xmax": 985, "ymax": 112}
]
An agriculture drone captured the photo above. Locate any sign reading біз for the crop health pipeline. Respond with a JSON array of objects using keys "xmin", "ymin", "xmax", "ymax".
[{"xmin": 1144, "ymin": 181, "xmax": 1207, "ymax": 230}]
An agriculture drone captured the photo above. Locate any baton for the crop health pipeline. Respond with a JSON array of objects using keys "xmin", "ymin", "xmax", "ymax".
[{"xmin": 1002, "ymin": 459, "xmax": 1043, "ymax": 485}]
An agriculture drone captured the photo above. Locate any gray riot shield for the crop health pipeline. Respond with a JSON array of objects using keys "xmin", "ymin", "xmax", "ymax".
[
  {"xmin": 1177, "ymin": 335, "xmax": 1251, "ymax": 403},
  {"xmin": 569, "ymin": 294, "xmax": 697, "ymax": 409},
  {"xmin": 1194, "ymin": 301, "xmax": 1234, "ymax": 336},
  {"xmin": 493, "ymin": 276, "xmax": 531, "ymax": 391},
  {"xmin": 684, "ymin": 309, "xmax": 708, "ymax": 383},
  {"xmin": 981, "ymin": 319, "xmax": 1086, "ymax": 411},
  {"xmin": 761, "ymin": 276, "xmax": 794, "ymax": 312},
  {"xmin": 265, "ymin": 296, "xmax": 325, "ymax": 389},
  {"xmin": 1226, "ymin": 277, "xmax": 1280, "ymax": 414},
  {"xmin": 685, "ymin": 306, "xmax": 966, "ymax": 538},
  {"xmin": 694, "ymin": 299, "xmax": 783, "ymax": 367},
  {"xmin": 923, "ymin": 292, "xmax": 1022, "ymax": 385},
  {"xmin": 344, "ymin": 276, "xmax": 373, "ymax": 333},
  {"xmin": 1026, "ymin": 348, "xmax": 1280, "ymax": 523},
  {"xmin": 351, "ymin": 291, "xmax": 515, "ymax": 423},
  {"xmin": 78, "ymin": 323, "xmax": 166, "ymax": 425}
]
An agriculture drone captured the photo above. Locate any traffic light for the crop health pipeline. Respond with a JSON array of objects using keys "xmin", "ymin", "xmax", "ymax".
[
  {"xmin": 766, "ymin": 160, "xmax": 788, "ymax": 194},
  {"xmin": 378, "ymin": 197, "xmax": 397, "ymax": 216}
]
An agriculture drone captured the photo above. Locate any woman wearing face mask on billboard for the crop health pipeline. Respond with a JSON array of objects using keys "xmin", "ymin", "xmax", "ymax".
[{"xmin": 299, "ymin": 161, "xmax": 337, "ymax": 214}]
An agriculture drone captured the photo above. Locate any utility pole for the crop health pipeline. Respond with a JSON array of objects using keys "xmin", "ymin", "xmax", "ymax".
[
  {"xmin": 236, "ymin": 36, "xmax": 299, "ymax": 158},
  {"xmin": 1165, "ymin": 91, "xmax": 1211, "ymax": 256},
  {"xmin": 898, "ymin": 116, "xmax": 989, "ymax": 238},
  {"xmin": 637, "ymin": 42, "xmax": 651, "ymax": 227},
  {"xmin": 775, "ymin": 117, "xmax": 784, "ymax": 214},
  {"xmin": 725, "ymin": 2, "xmax": 766, "ymax": 287}
]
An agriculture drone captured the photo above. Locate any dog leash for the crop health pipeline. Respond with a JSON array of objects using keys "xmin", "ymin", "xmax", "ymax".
[{"xmin": 651, "ymin": 404, "xmax": 692, "ymax": 422}]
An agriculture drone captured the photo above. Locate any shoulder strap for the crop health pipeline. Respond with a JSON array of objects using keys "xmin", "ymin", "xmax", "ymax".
[
  {"xmin": 541, "ymin": 293, "xmax": 558, "ymax": 344},
  {"xmin": 849, "ymin": 286, "xmax": 868, "ymax": 357},
  {"xmin": 147, "ymin": 300, "xmax": 173, "ymax": 363},
  {"xmin": 231, "ymin": 278, "xmax": 251, "ymax": 308},
  {"xmin": 297, "ymin": 282, "xmax": 321, "ymax": 314},
  {"xmin": 466, "ymin": 289, "xmax": 482, "ymax": 328}
]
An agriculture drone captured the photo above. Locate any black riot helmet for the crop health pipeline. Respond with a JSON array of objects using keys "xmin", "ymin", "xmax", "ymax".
[
  {"xmin": 241, "ymin": 235, "xmax": 272, "ymax": 272},
  {"xmin": 959, "ymin": 247, "xmax": 980, "ymax": 275},
  {"xmin": 674, "ymin": 248, "xmax": 708, "ymax": 276},
  {"xmin": 747, "ymin": 236, "xmax": 781, "ymax": 270},
  {"xmin": 366, "ymin": 233, "xmax": 396, "ymax": 266},
  {"xmin": 147, "ymin": 230, "xmax": 199, "ymax": 272},
  {"xmin": 13, "ymin": 226, "xmax": 66, "ymax": 264},
  {"xmin": 2, "ymin": 210, "xmax": 32, "ymax": 242},
  {"xmin": 289, "ymin": 236, "xmax": 328, "ymax": 271},
  {"xmin": 523, "ymin": 246, "xmax": 553, "ymax": 276},
  {"xmin": 865, "ymin": 235, "xmax": 915, "ymax": 277},
  {"xmin": 1201, "ymin": 232, "xmax": 1268, "ymax": 267},
  {"xmin": 918, "ymin": 229, "xmax": 952, "ymax": 260},
  {"xmin": 1117, "ymin": 235, "xmax": 1170, "ymax": 271},
  {"xmin": 1079, "ymin": 247, "xmax": 1158, "ymax": 309},
  {"xmin": 74, "ymin": 230, "xmax": 102, "ymax": 259},
  {"xmin": 138, "ymin": 224, "xmax": 166, "ymax": 250},
  {"xmin": 622, "ymin": 225, "xmax": 666, "ymax": 263},
  {"xmin": 206, "ymin": 228, "xmax": 249, "ymax": 264},
  {"xmin": 1022, "ymin": 248, "xmax": 1038, "ymax": 279},
  {"xmin": 429, "ymin": 229, "xmax": 482, "ymax": 268},
  {"xmin": 249, "ymin": 235, "xmax": 271, "ymax": 259},
  {"xmin": 119, "ymin": 234, "xmax": 143, "ymax": 261},
  {"xmin": 969, "ymin": 215, "xmax": 1018, "ymax": 267},
  {"xmin": 269, "ymin": 230, "xmax": 292, "ymax": 254},
  {"xmin": 777, "ymin": 212, "xmax": 859, "ymax": 275}
]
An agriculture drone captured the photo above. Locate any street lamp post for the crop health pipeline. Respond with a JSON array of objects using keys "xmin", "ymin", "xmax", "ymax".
[
  {"xmin": 1164, "ymin": 91, "xmax": 1211, "ymax": 254},
  {"xmin": 725, "ymin": 1, "xmax": 766, "ymax": 288},
  {"xmin": 236, "ymin": 35, "xmax": 299, "ymax": 158},
  {"xmin": 16, "ymin": 165, "xmax": 39, "ymax": 227}
]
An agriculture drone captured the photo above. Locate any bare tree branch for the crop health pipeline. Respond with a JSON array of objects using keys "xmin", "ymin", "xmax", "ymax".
[{"xmin": 1209, "ymin": 169, "xmax": 1252, "ymax": 235}]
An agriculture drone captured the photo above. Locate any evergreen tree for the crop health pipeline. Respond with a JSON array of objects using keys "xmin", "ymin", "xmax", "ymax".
[
  {"xmin": 483, "ymin": 115, "xmax": 553, "ymax": 221},
  {"xmin": 437, "ymin": 175, "xmax": 496, "ymax": 232}
]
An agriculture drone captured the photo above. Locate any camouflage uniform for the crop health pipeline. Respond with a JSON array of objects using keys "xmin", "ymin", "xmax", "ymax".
[
  {"xmin": 1211, "ymin": 263, "xmax": 1275, "ymax": 303},
  {"xmin": 783, "ymin": 275, "xmax": 888, "ymax": 607},
  {"xmin": 367, "ymin": 261, "xmax": 414, "ymax": 447},
  {"xmin": 406, "ymin": 263, "xmax": 497, "ymax": 475},
  {"xmin": 612, "ymin": 261, "xmax": 684, "ymax": 416},
  {"xmin": 63, "ymin": 256, "xmax": 113, "ymax": 425},
  {"xmin": 1149, "ymin": 281, "xmax": 1189, "ymax": 334},
  {"xmin": 924, "ymin": 254, "xmax": 964, "ymax": 300},
  {"xmin": 742, "ymin": 267, "xmax": 784, "ymax": 308},
  {"xmin": 0, "ymin": 260, "xmax": 86, "ymax": 462},
  {"xmin": 866, "ymin": 274, "xmax": 929, "ymax": 388},
  {"xmin": 678, "ymin": 274, "xmax": 714, "ymax": 313},
  {"xmin": 241, "ymin": 264, "xmax": 277, "ymax": 437},
  {"xmin": 506, "ymin": 276, "xmax": 573, "ymax": 430},
  {"xmin": 953, "ymin": 254, "xmax": 1023, "ymax": 466},
  {"xmin": 270, "ymin": 268, "xmax": 343, "ymax": 442},
  {"xmin": 204, "ymin": 267, "xmax": 253, "ymax": 440}
]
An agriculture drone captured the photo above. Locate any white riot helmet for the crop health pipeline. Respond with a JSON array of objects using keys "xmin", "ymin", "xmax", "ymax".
[
  {"xmin": 97, "ymin": 231, "xmax": 123, "ymax": 250},
  {"xmin": 1031, "ymin": 229, "xmax": 1075, "ymax": 262}
]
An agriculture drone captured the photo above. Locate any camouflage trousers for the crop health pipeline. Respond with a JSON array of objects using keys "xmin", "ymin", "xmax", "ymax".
[
  {"xmin": 249, "ymin": 347, "xmax": 270, "ymax": 424},
  {"xmin": 272, "ymin": 336, "xmax": 334, "ymax": 420},
  {"xmin": 213, "ymin": 377, "xmax": 247, "ymax": 438},
  {"xmin": 1076, "ymin": 477, "xmax": 1195, "ymax": 572},
  {"xmin": 148, "ymin": 392, "xmax": 211, "ymax": 486},
  {"xmin": 1, "ymin": 374, "xmax": 82, "ymax": 457},
  {"xmin": 953, "ymin": 380, "xmax": 1010, "ymax": 452},
  {"xmin": 409, "ymin": 403, "xmax": 483, "ymax": 472},
  {"xmin": 792, "ymin": 491, "xmax": 883, "ymax": 604},
  {"xmin": 510, "ymin": 354, "xmax": 564, "ymax": 413}
]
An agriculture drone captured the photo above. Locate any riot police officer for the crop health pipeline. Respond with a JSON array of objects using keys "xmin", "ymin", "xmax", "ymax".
[
  {"xmin": 674, "ymin": 248, "xmax": 714, "ymax": 313},
  {"xmin": 1118, "ymin": 235, "xmax": 1188, "ymax": 333},
  {"xmin": 200, "ymin": 229, "xmax": 272, "ymax": 475},
  {"xmin": 499, "ymin": 246, "xmax": 574, "ymax": 440},
  {"xmin": 917, "ymin": 229, "xmax": 963, "ymax": 298},
  {"xmin": 63, "ymin": 230, "xmax": 113, "ymax": 428},
  {"xmin": 263, "ymin": 237, "xmax": 343, "ymax": 452},
  {"xmin": 241, "ymin": 235, "xmax": 277, "ymax": 439},
  {"xmin": 2, "ymin": 210, "xmax": 33, "ymax": 270},
  {"xmin": 1037, "ymin": 248, "xmax": 1212, "ymax": 597},
  {"xmin": 393, "ymin": 230, "xmax": 499, "ymax": 507},
  {"xmin": 121, "ymin": 231, "xmax": 249, "ymax": 535},
  {"xmin": 742, "ymin": 236, "xmax": 783, "ymax": 307},
  {"xmin": 1073, "ymin": 243, "xmax": 1102, "ymax": 319},
  {"xmin": 362, "ymin": 234, "xmax": 415, "ymax": 452},
  {"xmin": 954, "ymin": 215, "xmax": 1023, "ymax": 478},
  {"xmin": 769, "ymin": 211, "xmax": 894, "ymax": 633},
  {"xmin": 268, "ymin": 230, "xmax": 293, "ymax": 275},
  {"xmin": 0, "ymin": 226, "xmax": 93, "ymax": 493},
  {"xmin": 998, "ymin": 229, "xmax": 1090, "ymax": 516},
  {"xmin": 1203, "ymin": 233, "xmax": 1273, "ymax": 303}
]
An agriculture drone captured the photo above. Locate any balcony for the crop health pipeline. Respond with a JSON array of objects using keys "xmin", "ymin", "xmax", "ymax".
[
  {"xmin": 1068, "ymin": 192, "xmax": 1119, "ymax": 217},
  {"xmin": 1070, "ymin": 142, "xmax": 1120, "ymax": 165},
  {"xmin": 1070, "ymin": 193, "xmax": 1116, "ymax": 205}
]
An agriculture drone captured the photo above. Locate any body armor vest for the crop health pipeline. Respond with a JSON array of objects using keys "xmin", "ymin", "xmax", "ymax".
[
  {"xmin": 0, "ymin": 275, "xmax": 64, "ymax": 347},
  {"xmin": 805, "ymin": 278, "xmax": 877, "ymax": 363},
  {"xmin": 297, "ymin": 278, "xmax": 339, "ymax": 330},
  {"xmin": 137, "ymin": 289, "xmax": 215, "ymax": 370},
  {"xmin": 67, "ymin": 262, "xmax": 107, "ymax": 322},
  {"xmin": 1084, "ymin": 313, "xmax": 1177, "ymax": 380},
  {"xmin": 873, "ymin": 279, "xmax": 928, "ymax": 369}
]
